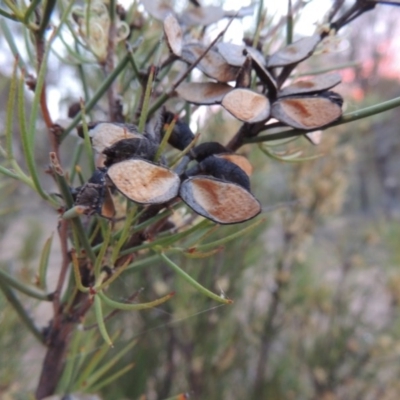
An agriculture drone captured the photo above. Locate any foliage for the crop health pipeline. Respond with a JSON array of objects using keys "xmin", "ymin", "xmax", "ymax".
[{"xmin": 1, "ymin": 1, "xmax": 400, "ymax": 399}]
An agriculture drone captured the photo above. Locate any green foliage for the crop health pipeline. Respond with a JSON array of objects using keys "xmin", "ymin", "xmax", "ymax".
[{"xmin": 1, "ymin": 1, "xmax": 400, "ymax": 399}]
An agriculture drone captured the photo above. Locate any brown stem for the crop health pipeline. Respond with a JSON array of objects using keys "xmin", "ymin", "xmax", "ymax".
[
  {"xmin": 35, "ymin": 291, "xmax": 89, "ymax": 399},
  {"xmin": 35, "ymin": 36, "xmax": 59, "ymax": 159},
  {"xmin": 225, "ymin": 122, "xmax": 265, "ymax": 152},
  {"xmin": 51, "ymin": 219, "xmax": 70, "ymax": 330}
]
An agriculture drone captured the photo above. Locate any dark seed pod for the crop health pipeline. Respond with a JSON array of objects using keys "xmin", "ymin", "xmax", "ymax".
[
  {"xmin": 107, "ymin": 159, "xmax": 180, "ymax": 205},
  {"xmin": 73, "ymin": 169, "xmax": 109, "ymax": 216},
  {"xmin": 189, "ymin": 142, "xmax": 253, "ymax": 176},
  {"xmin": 186, "ymin": 156, "xmax": 251, "ymax": 191},
  {"xmin": 163, "ymin": 111, "xmax": 195, "ymax": 150},
  {"xmin": 77, "ymin": 122, "xmax": 141, "ymax": 153},
  {"xmin": 179, "ymin": 176, "xmax": 261, "ymax": 224},
  {"xmin": 271, "ymin": 91, "xmax": 343, "ymax": 130},
  {"xmin": 190, "ymin": 142, "xmax": 228, "ymax": 162},
  {"xmin": 103, "ymin": 137, "xmax": 159, "ymax": 166}
]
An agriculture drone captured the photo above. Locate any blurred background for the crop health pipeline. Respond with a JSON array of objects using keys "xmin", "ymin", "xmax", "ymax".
[{"xmin": 1, "ymin": 1, "xmax": 400, "ymax": 399}]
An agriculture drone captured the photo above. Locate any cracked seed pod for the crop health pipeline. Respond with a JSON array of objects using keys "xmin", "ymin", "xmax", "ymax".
[
  {"xmin": 267, "ymin": 34, "xmax": 321, "ymax": 67},
  {"xmin": 176, "ymin": 82, "xmax": 233, "ymax": 105},
  {"xmin": 163, "ymin": 111, "xmax": 195, "ymax": 150},
  {"xmin": 142, "ymin": 0, "xmax": 174, "ymax": 20},
  {"xmin": 164, "ymin": 13, "xmax": 183, "ymax": 57},
  {"xmin": 235, "ymin": 55, "xmax": 252, "ymax": 88},
  {"xmin": 180, "ymin": 156, "xmax": 260, "ymax": 224},
  {"xmin": 190, "ymin": 142, "xmax": 253, "ymax": 176},
  {"xmin": 271, "ymin": 91, "xmax": 343, "ymax": 130},
  {"xmin": 77, "ymin": 122, "xmax": 141, "ymax": 153},
  {"xmin": 216, "ymin": 43, "xmax": 248, "ymax": 67},
  {"xmin": 71, "ymin": 168, "xmax": 115, "ymax": 218},
  {"xmin": 221, "ymin": 89, "xmax": 270, "ymax": 123},
  {"xmin": 181, "ymin": 43, "xmax": 240, "ymax": 82},
  {"xmin": 279, "ymin": 73, "xmax": 342, "ymax": 97},
  {"xmin": 102, "ymin": 137, "xmax": 158, "ymax": 166},
  {"xmin": 180, "ymin": 5, "xmax": 225, "ymax": 26},
  {"xmin": 180, "ymin": 177, "xmax": 261, "ymax": 224},
  {"xmin": 107, "ymin": 159, "xmax": 180, "ymax": 204},
  {"xmin": 251, "ymin": 54, "xmax": 277, "ymax": 95}
]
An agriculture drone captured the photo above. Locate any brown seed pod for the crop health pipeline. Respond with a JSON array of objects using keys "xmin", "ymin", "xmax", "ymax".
[
  {"xmin": 271, "ymin": 91, "xmax": 343, "ymax": 130},
  {"xmin": 77, "ymin": 122, "xmax": 141, "ymax": 153},
  {"xmin": 107, "ymin": 159, "xmax": 180, "ymax": 204},
  {"xmin": 278, "ymin": 73, "xmax": 342, "ymax": 97},
  {"xmin": 142, "ymin": 0, "xmax": 174, "ymax": 21},
  {"xmin": 180, "ymin": 5, "xmax": 225, "ymax": 26},
  {"xmin": 218, "ymin": 154, "xmax": 253, "ymax": 176},
  {"xmin": 190, "ymin": 142, "xmax": 253, "ymax": 176},
  {"xmin": 221, "ymin": 89, "xmax": 270, "ymax": 123},
  {"xmin": 251, "ymin": 54, "xmax": 277, "ymax": 95},
  {"xmin": 164, "ymin": 13, "xmax": 183, "ymax": 57},
  {"xmin": 179, "ymin": 177, "xmax": 261, "ymax": 224},
  {"xmin": 176, "ymin": 82, "xmax": 233, "ymax": 105},
  {"xmin": 216, "ymin": 42, "xmax": 248, "ymax": 67},
  {"xmin": 102, "ymin": 137, "xmax": 158, "ymax": 166},
  {"xmin": 72, "ymin": 169, "xmax": 115, "ymax": 218},
  {"xmin": 181, "ymin": 43, "xmax": 240, "ymax": 82},
  {"xmin": 267, "ymin": 34, "xmax": 321, "ymax": 68}
]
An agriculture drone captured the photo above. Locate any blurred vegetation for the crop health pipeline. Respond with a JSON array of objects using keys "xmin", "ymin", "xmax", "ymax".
[{"xmin": 1, "ymin": 1, "xmax": 400, "ymax": 400}]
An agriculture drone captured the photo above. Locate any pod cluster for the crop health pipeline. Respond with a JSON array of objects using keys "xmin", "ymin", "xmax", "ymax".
[
  {"xmin": 71, "ymin": 118, "xmax": 261, "ymax": 225},
  {"xmin": 162, "ymin": 12, "xmax": 345, "ymax": 132}
]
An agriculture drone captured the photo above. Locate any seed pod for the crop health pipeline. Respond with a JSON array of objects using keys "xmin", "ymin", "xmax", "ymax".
[
  {"xmin": 216, "ymin": 42, "xmax": 248, "ymax": 67},
  {"xmin": 187, "ymin": 156, "xmax": 251, "ymax": 191},
  {"xmin": 163, "ymin": 111, "xmax": 195, "ymax": 150},
  {"xmin": 72, "ymin": 168, "xmax": 115, "ymax": 217},
  {"xmin": 102, "ymin": 137, "xmax": 158, "ymax": 166},
  {"xmin": 181, "ymin": 43, "xmax": 240, "ymax": 83},
  {"xmin": 142, "ymin": 0, "xmax": 174, "ymax": 21},
  {"xmin": 164, "ymin": 13, "xmax": 183, "ymax": 56},
  {"xmin": 107, "ymin": 159, "xmax": 180, "ymax": 204},
  {"xmin": 267, "ymin": 34, "xmax": 321, "ymax": 68},
  {"xmin": 271, "ymin": 91, "xmax": 343, "ymax": 130},
  {"xmin": 176, "ymin": 82, "xmax": 233, "ymax": 105},
  {"xmin": 190, "ymin": 142, "xmax": 253, "ymax": 176},
  {"xmin": 77, "ymin": 122, "xmax": 141, "ymax": 153},
  {"xmin": 278, "ymin": 73, "xmax": 342, "ymax": 97},
  {"xmin": 180, "ymin": 5, "xmax": 225, "ymax": 26},
  {"xmin": 221, "ymin": 89, "xmax": 270, "ymax": 123},
  {"xmin": 179, "ymin": 177, "xmax": 261, "ymax": 224}
]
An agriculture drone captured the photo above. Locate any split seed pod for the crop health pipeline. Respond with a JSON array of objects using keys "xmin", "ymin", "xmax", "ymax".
[
  {"xmin": 180, "ymin": 157, "xmax": 260, "ymax": 224},
  {"xmin": 267, "ymin": 34, "xmax": 321, "ymax": 68},
  {"xmin": 190, "ymin": 142, "xmax": 253, "ymax": 176},
  {"xmin": 163, "ymin": 111, "xmax": 195, "ymax": 150},
  {"xmin": 77, "ymin": 122, "xmax": 141, "ymax": 153},
  {"xmin": 103, "ymin": 137, "xmax": 159, "ymax": 166},
  {"xmin": 107, "ymin": 159, "xmax": 180, "ymax": 205},
  {"xmin": 176, "ymin": 82, "xmax": 233, "ymax": 105},
  {"xmin": 278, "ymin": 73, "xmax": 342, "ymax": 97},
  {"xmin": 181, "ymin": 43, "xmax": 240, "ymax": 82},
  {"xmin": 71, "ymin": 168, "xmax": 115, "ymax": 218},
  {"xmin": 164, "ymin": 13, "xmax": 183, "ymax": 57},
  {"xmin": 221, "ymin": 89, "xmax": 270, "ymax": 123},
  {"xmin": 271, "ymin": 91, "xmax": 343, "ymax": 130},
  {"xmin": 180, "ymin": 5, "xmax": 225, "ymax": 26}
]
